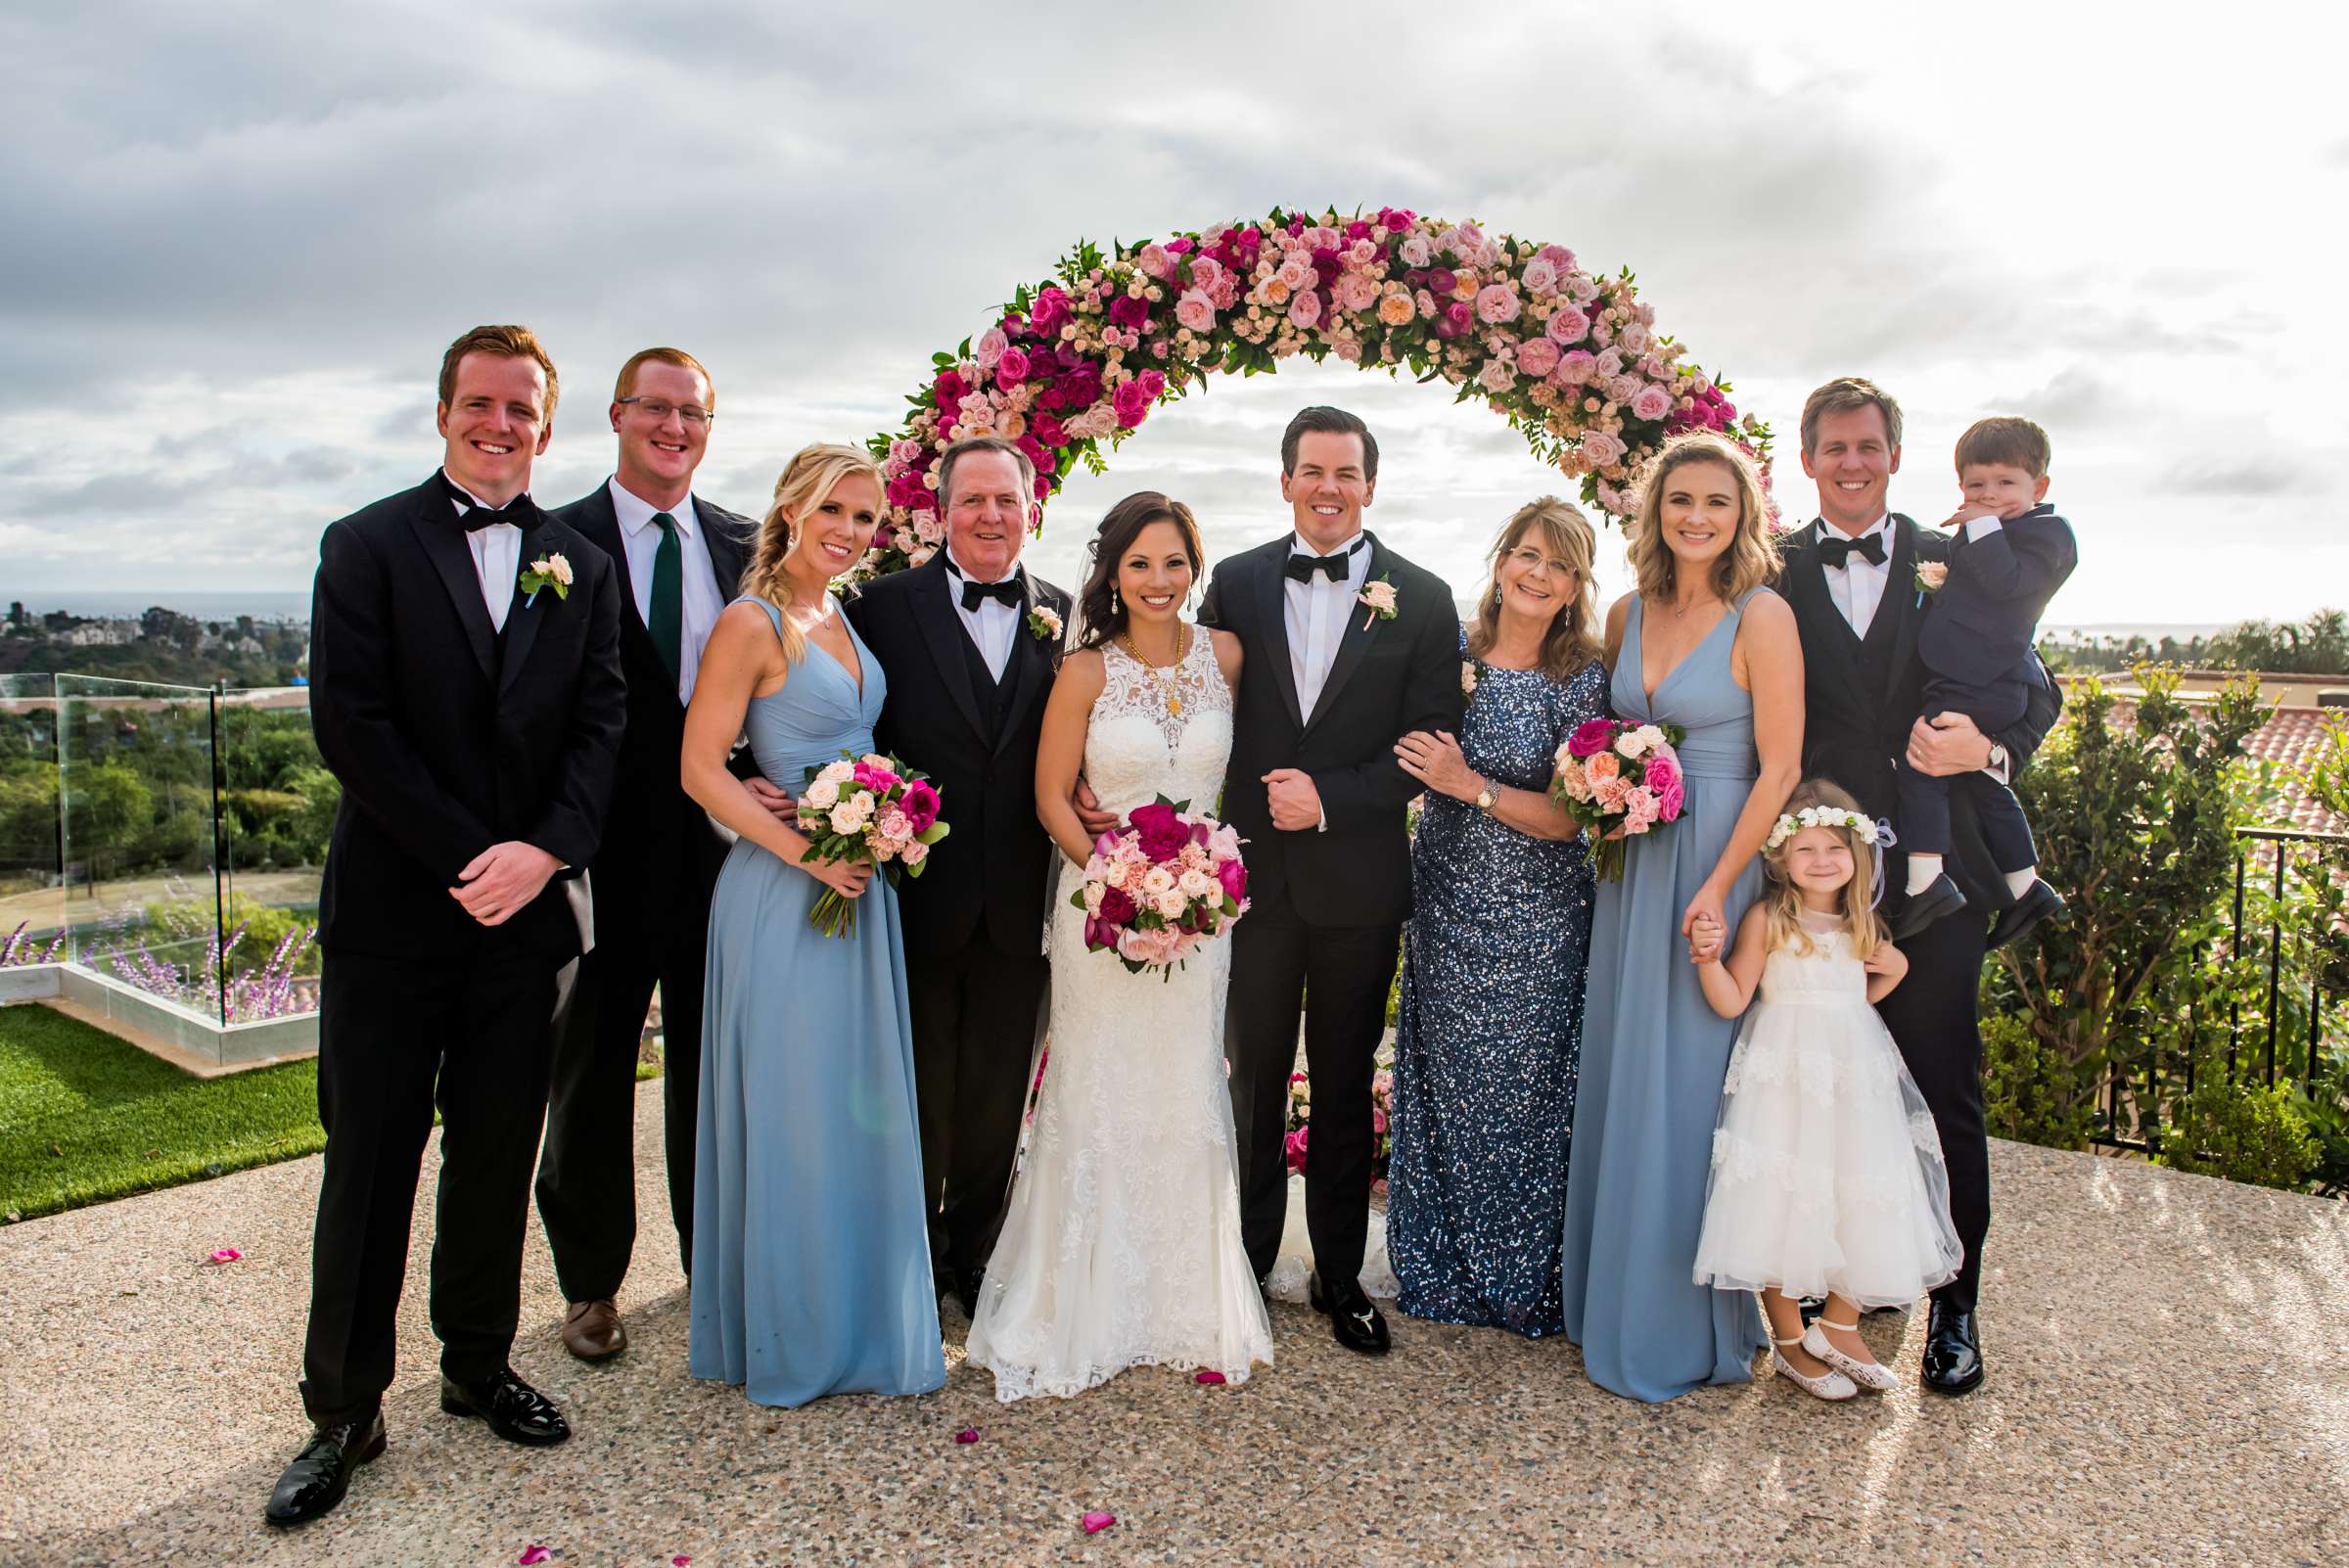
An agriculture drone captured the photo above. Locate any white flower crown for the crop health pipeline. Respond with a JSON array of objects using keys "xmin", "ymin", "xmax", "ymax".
[{"xmin": 1765, "ymin": 806, "xmax": 1881, "ymax": 853}]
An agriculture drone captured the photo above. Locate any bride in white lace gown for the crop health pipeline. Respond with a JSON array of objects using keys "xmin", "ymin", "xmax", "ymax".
[{"xmin": 964, "ymin": 493, "xmax": 1274, "ymax": 1401}]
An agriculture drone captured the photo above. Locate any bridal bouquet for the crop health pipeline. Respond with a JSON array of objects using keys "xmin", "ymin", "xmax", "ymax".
[
  {"xmin": 1550, "ymin": 717, "xmax": 1688, "ymax": 882},
  {"xmin": 795, "ymin": 752, "xmax": 949, "ymax": 938},
  {"xmin": 1071, "ymin": 797, "xmax": 1248, "ymax": 978}
]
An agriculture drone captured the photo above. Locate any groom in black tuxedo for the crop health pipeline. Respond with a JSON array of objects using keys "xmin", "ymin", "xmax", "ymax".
[
  {"xmin": 268, "ymin": 326, "xmax": 625, "ymax": 1527},
  {"xmin": 1200, "ymin": 406, "xmax": 1461, "ymax": 1356},
  {"xmin": 1776, "ymin": 377, "xmax": 2058, "ymax": 1395},
  {"xmin": 846, "ymin": 435, "xmax": 1072, "ymax": 1317},
  {"xmin": 531, "ymin": 347, "xmax": 753, "ymax": 1361}
]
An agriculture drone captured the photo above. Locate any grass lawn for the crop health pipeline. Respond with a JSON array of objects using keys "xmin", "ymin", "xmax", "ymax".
[{"xmin": 0, "ymin": 1003, "xmax": 325, "ymax": 1222}]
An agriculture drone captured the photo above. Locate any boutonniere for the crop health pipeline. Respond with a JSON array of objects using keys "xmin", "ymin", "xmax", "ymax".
[
  {"xmin": 519, "ymin": 553, "xmax": 574, "ymax": 607},
  {"xmin": 1359, "ymin": 573, "xmax": 1399, "ymax": 631},
  {"xmin": 1461, "ymin": 658, "xmax": 1485, "ymax": 697},
  {"xmin": 1026, "ymin": 605, "xmax": 1063, "ymax": 641},
  {"xmin": 1912, "ymin": 560, "xmax": 1948, "ymax": 608}
]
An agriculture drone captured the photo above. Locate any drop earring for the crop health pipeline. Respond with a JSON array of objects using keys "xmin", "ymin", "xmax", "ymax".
[{"xmin": 1112, "ymin": 587, "xmax": 1122, "ymax": 614}]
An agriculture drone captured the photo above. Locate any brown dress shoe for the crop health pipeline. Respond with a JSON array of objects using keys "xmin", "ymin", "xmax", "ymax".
[{"xmin": 561, "ymin": 1299, "xmax": 626, "ymax": 1360}]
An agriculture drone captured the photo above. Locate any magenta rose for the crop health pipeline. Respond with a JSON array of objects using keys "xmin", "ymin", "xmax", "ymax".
[
  {"xmin": 995, "ymin": 346, "xmax": 1032, "ymax": 384},
  {"xmin": 932, "ymin": 369, "xmax": 967, "ymax": 413},
  {"xmin": 1112, "ymin": 378, "xmax": 1153, "ymax": 429},
  {"xmin": 1656, "ymin": 777, "xmax": 1686, "ymax": 821},
  {"xmin": 1137, "ymin": 368, "xmax": 1167, "ymax": 399},
  {"xmin": 1641, "ymin": 749, "xmax": 1681, "ymax": 798},
  {"xmin": 1566, "ymin": 717, "xmax": 1618, "ymax": 759},
  {"xmin": 1031, "ymin": 412, "xmax": 1067, "ymax": 448},
  {"xmin": 852, "ymin": 761, "xmax": 898, "ymax": 794},
  {"xmin": 1029, "ymin": 285, "xmax": 1072, "ymax": 335},
  {"xmin": 1284, "ymin": 1126, "xmax": 1309, "ymax": 1175},
  {"xmin": 1216, "ymin": 855, "xmax": 1248, "ymax": 904},
  {"xmin": 899, "ymin": 778, "xmax": 940, "ymax": 834},
  {"xmin": 1128, "ymin": 801, "xmax": 1191, "ymax": 862},
  {"xmin": 1098, "ymin": 885, "xmax": 1137, "ymax": 926}
]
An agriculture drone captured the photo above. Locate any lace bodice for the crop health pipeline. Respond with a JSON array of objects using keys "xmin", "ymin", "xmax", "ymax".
[
  {"xmin": 1085, "ymin": 629, "xmax": 1233, "ymax": 816},
  {"xmin": 1758, "ymin": 911, "xmax": 1870, "ymax": 1004}
]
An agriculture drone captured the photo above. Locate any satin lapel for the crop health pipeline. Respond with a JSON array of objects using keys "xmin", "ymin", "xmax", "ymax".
[
  {"xmin": 407, "ymin": 488, "xmax": 496, "ymax": 681},
  {"xmin": 1305, "ymin": 534, "xmax": 1386, "ymax": 733},
  {"xmin": 914, "ymin": 556, "xmax": 988, "ymax": 742},
  {"xmin": 1255, "ymin": 546, "xmax": 1305, "ymax": 731},
  {"xmin": 498, "ymin": 516, "xmax": 554, "ymax": 694},
  {"xmin": 1876, "ymin": 516, "xmax": 1925, "ymax": 710},
  {"xmin": 991, "ymin": 571, "xmax": 1051, "ymax": 758}
]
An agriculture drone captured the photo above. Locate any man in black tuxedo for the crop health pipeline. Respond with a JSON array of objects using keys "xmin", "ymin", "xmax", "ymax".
[
  {"xmin": 844, "ymin": 435, "xmax": 1072, "ymax": 1317},
  {"xmin": 268, "ymin": 326, "xmax": 625, "ymax": 1527},
  {"xmin": 1199, "ymin": 406, "xmax": 1461, "ymax": 1357},
  {"xmin": 1775, "ymin": 376, "xmax": 2059, "ymax": 1395},
  {"xmin": 531, "ymin": 347, "xmax": 753, "ymax": 1361}
]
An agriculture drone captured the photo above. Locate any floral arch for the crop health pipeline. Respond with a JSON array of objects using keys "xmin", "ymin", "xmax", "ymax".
[{"xmin": 859, "ymin": 205, "xmax": 1769, "ymax": 577}]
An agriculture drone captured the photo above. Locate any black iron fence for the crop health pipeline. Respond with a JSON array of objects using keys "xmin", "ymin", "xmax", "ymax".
[{"xmin": 2096, "ymin": 826, "xmax": 2348, "ymax": 1154}]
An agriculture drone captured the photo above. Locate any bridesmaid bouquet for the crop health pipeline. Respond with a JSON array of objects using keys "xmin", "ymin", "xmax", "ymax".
[
  {"xmin": 1550, "ymin": 717, "xmax": 1688, "ymax": 883},
  {"xmin": 1071, "ymin": 797, "xmax": 1249, "ymax": 978},
  {"xmin": 795, "ymin": 752, "xmax": 950, "ymax": 938}
]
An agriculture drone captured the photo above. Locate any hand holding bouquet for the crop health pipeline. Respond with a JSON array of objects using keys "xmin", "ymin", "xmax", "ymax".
[
  {"xmin": 1071, "ymin": 797, "xmax": 1248, "ymax": 978},
  {"xmin": 1549, "ymin": 716, "xmax": 1688, "ymax": 882},
  {"xmin": 795, "ymin": 752, "xmax": 949, "ymax": 937}
]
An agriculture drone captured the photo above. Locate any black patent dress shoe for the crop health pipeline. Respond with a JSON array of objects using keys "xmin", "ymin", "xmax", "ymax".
[
  {"xmin": 439, "ymin": 1367, "xmax": 572, "ymax": 1445},
  {"xmin": 1987, "ymin": 877, "xmax": 2064, "ymax": 949},
  {"xmin": 264, "ymin": 1410, "xmax": 386, "ymax": 1526},
  {"xmin": 1921, "ymin": 1301, "xmax": 1985, "ymax": 1395},
  {"xmin": 1308, "ymin": 1271, "xmax": 1392, "ymax": 1357},
  {"xmin": 1890, "ymin": 872, "xmax": 1967, "ymax": 941}
]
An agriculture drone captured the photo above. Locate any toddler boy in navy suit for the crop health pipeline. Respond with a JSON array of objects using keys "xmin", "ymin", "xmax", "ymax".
[{"xmin": 1894, "ymin": 416, "xmax": 2077, "ymax": 945}]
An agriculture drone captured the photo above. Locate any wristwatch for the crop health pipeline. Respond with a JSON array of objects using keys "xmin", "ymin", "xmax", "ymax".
[
  {"xmin": 1986, "ymin": 742, "xmax": 2010, "ymax": 783},
  {"xmin": 1474, "ymin": 776, "xmax": 1497, "ymax": 814}
]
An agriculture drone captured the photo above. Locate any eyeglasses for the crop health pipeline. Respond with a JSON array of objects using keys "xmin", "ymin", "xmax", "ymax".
[
  {"xmin": 1506, "ymin": 546, "xmax": 1579, "ymax": 577},
  {"xmin": 617, "ymin": 396, "xmax": 714, "ymax": 428}
]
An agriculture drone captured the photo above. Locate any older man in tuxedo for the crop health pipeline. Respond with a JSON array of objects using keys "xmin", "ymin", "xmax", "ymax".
[
  {"xmin": 532, "ymin": 347, "xmax": 753, "ymax": 1360},
  {"xmin": 268, "ymin": 326, "xmax": 624, "ymax": 1526},
  {"xmin": 1775, "ymin": 376, "xmax": 2060, "ymax": 1395}
]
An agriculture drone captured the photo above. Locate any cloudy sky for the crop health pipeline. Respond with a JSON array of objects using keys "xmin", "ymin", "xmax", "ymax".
[{"xmin": 7, "ymin": 1, "xmax": 2345, "ymax": 628}]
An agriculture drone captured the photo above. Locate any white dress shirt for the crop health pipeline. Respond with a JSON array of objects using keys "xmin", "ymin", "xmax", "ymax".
[
  {"xmin": 945, "ymin": 547, "xmax": 1021, "ymax": 681},
  {"xmin": 1817, "ymin": 513, "xmax": 1893, "ymax": 640},
  {"xmin": 609, "ymin": 478, "xmax": 727, "ymax": 704},
  {"xmin": 1283, "ymin": 530, "xmax": 1369, "ymax": 720},
  {"xmin": 443, "ymin": 472, "xmax": 522, "ymax": 633}
]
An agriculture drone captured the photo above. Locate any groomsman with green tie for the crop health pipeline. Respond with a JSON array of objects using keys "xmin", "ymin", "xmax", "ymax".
[{"xmin": 533, "ymin": 347, "xmax": 755, "ymax": 1360}]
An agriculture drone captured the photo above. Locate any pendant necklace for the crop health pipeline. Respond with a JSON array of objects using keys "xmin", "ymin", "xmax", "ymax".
[{"xmin": 1120, "ymin": 623, "xmax": 1190, "ymax": 715}]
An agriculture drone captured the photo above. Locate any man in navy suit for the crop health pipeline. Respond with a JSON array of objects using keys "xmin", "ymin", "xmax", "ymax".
[
  {"xmin": 533, "ymin": 348, "xmax": 754, "ymax": 1360},
  {"xmin": 271, "ymin": 326, "xmax": 625, "ymax": 1526}
]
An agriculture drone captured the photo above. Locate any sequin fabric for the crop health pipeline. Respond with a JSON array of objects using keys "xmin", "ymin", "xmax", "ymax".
[{"xmin": 1386, "ymin": 644, "xmax": 1606, "ymax": 1337}]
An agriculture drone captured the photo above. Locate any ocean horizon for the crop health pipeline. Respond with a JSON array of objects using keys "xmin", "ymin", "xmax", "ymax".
[{"xmin": 14, "ymin": 590, "xmax": 313, "ymax": 622}]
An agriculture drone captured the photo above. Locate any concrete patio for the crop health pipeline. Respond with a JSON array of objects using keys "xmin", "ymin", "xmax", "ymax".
[{"xmin": 2, "ymin": 1083, "xmax": 2344, "ymax": 1567}]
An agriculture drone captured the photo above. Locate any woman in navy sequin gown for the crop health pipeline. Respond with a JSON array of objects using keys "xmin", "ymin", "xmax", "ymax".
[{"xmin": 1388, "ymin": 499, "xmax": 1609, "ymax": 1336}]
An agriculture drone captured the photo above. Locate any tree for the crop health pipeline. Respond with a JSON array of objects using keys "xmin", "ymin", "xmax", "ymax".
[
  {"xmin": 64, "ymin": 761, "xmax": 153, "ymax": 890},
  {"xmin": 1996, "ymin": 668, "xmax": 2270, "ymax": 1130}
]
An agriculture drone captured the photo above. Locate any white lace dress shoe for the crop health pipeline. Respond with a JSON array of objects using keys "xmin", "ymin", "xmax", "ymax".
[
  {"xmin": 1804, "ymin": 1318, "xmax": 1902, "ymax": 1393},
  {"xmin": 1771, "ymin": 1332, "xmax": 1858, "ymax": 1401}
]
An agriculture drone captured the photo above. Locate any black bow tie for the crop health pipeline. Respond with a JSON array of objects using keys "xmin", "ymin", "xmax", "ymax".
[
  {"xmin": 1284, "ymin": 550, "xmax": 1353, "ymax": 583},
  {"xmin": 1818, "ymin": 530, "xmax": 1886, "ymax": 570},
  {"xmin": 959, "ymin": 576, "xmax": 1022, "ymax": 612},
  {"xmin": 442, "ymin": 474, "xmax": 526, "ymax": 531}
]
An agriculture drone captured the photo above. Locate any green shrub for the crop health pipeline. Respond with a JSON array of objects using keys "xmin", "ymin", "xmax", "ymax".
[
  {"xmin": 2159, "ymin": 1075, "xmax": 2320, "ymax": 1191},
  {"xmin": 1981, "ymin": 1010, "xmax": 2096, "ymax": 1151}
]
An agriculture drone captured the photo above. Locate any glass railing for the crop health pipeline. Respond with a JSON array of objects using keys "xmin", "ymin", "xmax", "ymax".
[{"xmin": 5, "ymin": 674, "xmax": 331, "ymax": 1037}]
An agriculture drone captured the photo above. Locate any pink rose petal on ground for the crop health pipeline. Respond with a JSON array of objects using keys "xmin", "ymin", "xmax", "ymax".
[
  {"xmin": 518, "ymin": 1548, "xmax": 551, "ymax": 1566},
  {"xmin": 1194, "ymin": 1369, "xmax": 1227, "ymax": 1385},
  {"xmin": 1082, "ymin": 1511, "xmax": 1117, "ymax": 1535},
  {"xmin": 954, "ymin": 1425, "xmax": 980, "ymax": 1444},
  {"xmin": 672, "ymin": 1557, "xmax": 691, "ymax": 1566},
  {"xmin": 205, "ymin": 1247, "xmax": 241, "ymax": 1265}
]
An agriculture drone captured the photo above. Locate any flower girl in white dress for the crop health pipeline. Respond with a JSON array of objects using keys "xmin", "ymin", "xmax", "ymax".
[{"xmin": 1686, "ymin": 779, "xmax": 1962, "ymax": 1401}]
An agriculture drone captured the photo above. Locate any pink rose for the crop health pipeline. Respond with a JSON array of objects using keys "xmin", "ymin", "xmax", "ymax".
[
  {"xmin": 1187, "ymin": 254, "xmax": 1223, "ymax": 293},
  {"xmin": 1608, "ymin": 373, "xmax": 1645, "ymax": 405},
  {"xmin": 1631, "ymin": 385, "xmax": 1673, "ymax": 422},
  {"xmin": 1655, "ymin": 778, "xmax": 1686, "ymax": 821},
  {"xmin": 1398, "ymin": 234, "xmax": 1432, "ymax": 267},
  {"xmin": 1555, "ymin": 348, "xmax": 1598, "ymax": 385},
  {"xmin": 1520, "ymin": 258, "xmax": 1560, "ymax": 297},
  {"xmin": 1537, "ymin": 244, "xmax": 1577, "ymax": 272},
  {"xmin": 878, "ymin": 808, "xmax": 912, "ymax": 842},
  {"xmin": 1274, "ymin": 256, "xmax": 1313, "ymax": 292},
  {"xmin": 1478, "ymin": 357, "xmax": 1516, "ymax": 393},
  {"xmin": 1112, "ymin": 378, "xmax": 1153, "ymax": 428},
  {"xmin": 1515, "ymin": 337, "xmax": 1560, "ymax": 378},
  {"xmin": 1566, "ymin": 717, "xmax": 1617, "ymax": 759},
  {"xmin": 1287, "ymin": 289, "xmax": 1322, "ymax": 329},
  {"xmin": 1284, "ymin": 1126, "xmax": 1310, "ymax": 1175},
  {"xmin": 899, "ymin": 778, "xmax": 941, "ymax": 833},
  {"xmin": 1176, "ymin": 290, "xmax": 1216, "ymax": 332},
  {"xmin": 1622, "ymin": 786, "xmax": 1661, "ymax": 831},
  {"xmin": 994, "ymin": 346, "xmax": 1032, "ymax": 385},
  {"xmin": 1334, "ymin": 272, "xmax": 1379, "ymax": 312},
  {"xmin": 1581, "ymin": 429, "xmax": 1626, "ymax": 467},
  {"xmin": 1544, "ymin": 306, "xmax": 1590, "ymax": 346},
  {"xmin": 1136, "ymin": 242, "xmax": 1171, "ymax": 279},
  {"xmin": 1474, "ymin": 283, "xmax": 1522, "ymax": 325},
  {"xmin": 974, "ymin": 327, "xmax": 1007, "ymax": 368}
]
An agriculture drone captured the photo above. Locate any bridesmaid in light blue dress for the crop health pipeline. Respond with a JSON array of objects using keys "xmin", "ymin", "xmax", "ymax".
[
  {"xmin": 680, "ymin": 446, "xmax": 944, "ymax": 1407},
  {"xmin": 1560, "ymin": 433, "xmax": 1803, "ymax": 1404}
]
